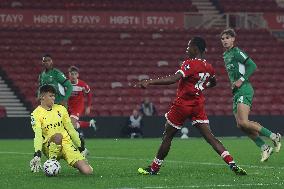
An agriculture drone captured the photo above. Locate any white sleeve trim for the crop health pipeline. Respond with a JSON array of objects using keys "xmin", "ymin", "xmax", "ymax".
[
  {"xmin": 84, "ymin": 88, "xmax": 90, "ymax": 93},
  {"xmin": 70, "ymin": 115, "xmax": 79, "ymax": 120},
  {"xmin": 176, "ymin": 70, "xmax": 185, "ymax": 78}
]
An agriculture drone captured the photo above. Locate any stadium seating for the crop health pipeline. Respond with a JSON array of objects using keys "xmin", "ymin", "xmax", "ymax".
[
  {"xmin": 216, "ymin": 0, "xmax": 284, "ymax": 12},
  {"xmin": 0, "ymin": 25, "xmax": 284, "ymax": 116},
  {"xmin": 0, "ymin": 0, "xmax": 198, "ymax": 12}
]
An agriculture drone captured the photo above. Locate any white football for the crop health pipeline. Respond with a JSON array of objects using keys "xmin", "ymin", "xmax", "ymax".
[{"xmin": 43, "ymin": 159, "xmax": 61, "ymax": 176}]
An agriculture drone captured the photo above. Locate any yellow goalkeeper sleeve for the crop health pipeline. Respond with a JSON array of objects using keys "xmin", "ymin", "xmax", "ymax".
[
  {"xmin": 62, "ymin": 107, "xmax": 81, "ymax": 148},
  {"xmin": 33, "ymin": 126, "xmax": 43, "ymax": 152}
]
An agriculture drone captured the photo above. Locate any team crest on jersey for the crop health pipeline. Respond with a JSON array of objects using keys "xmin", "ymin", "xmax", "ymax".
[
  {"xmin": 184, "ymin": 64, "xmax": 190, "ymax": 70},
  {"xmin": 57, "ymin": 111, "xmax": 61, "ymax": 118},
  {"xmin": 48, "ymin": 76, "xmax": 53, "ymax": 82},
  {"xmin": 31, "ymin": 115, "xmax": 35, "ymax": 126}
]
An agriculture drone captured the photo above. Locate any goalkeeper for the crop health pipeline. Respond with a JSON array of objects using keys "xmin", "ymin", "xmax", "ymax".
[{"xmin": 29, "ymin": 84, "xmax": 93, "ymax": 175}]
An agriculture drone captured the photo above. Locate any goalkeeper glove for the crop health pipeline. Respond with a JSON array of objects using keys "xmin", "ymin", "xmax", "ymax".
[{"xmin": 30, "ymin": 150, "xmax": 42, "ymax": 173}]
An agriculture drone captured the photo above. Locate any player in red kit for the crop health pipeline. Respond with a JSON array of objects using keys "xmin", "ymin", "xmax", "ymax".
[
  {"xmin": 135, "ymin": 37, "xmax": 246, "ymax": 176},
  {"xmin": 68, "ymin": 66, "xmax": 96, "ymax": 157}
]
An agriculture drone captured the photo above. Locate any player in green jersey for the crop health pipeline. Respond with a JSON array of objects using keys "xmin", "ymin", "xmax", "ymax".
[
  {"xmin": 220, "ymin": 28, "xmax": 281, "ymax": 162},
  {"xmin": 38, "ymin": 54, "xmax": 72, "ymax": 107}
]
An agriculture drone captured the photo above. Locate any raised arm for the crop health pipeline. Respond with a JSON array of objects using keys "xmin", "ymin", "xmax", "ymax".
[{"xmin": 135, "ymin": 72, "xmax": 182, "ymax": 89}]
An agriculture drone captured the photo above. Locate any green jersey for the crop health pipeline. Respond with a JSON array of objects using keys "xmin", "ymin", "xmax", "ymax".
[
  {"xmin": 223, "ymin": 47, "xmax": 257, "ymax": 112},
  {"xmin": 38, "ymin": 68, "xmax": 72, "ymax": 103},
  {"xmin": 223, "ymin": 47, "xmax": 257, "ymax": 92}
]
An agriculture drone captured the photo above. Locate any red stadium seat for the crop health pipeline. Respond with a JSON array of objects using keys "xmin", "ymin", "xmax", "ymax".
[{"xmin": 1, "ymin": 26, "xmax": 284, "ymax": 116}]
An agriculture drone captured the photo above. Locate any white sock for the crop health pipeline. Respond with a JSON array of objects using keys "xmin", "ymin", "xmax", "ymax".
[
  {"xmin": 153, "ymin": 157, "xmax": 163, "ymax": 165},
  {"xmin": 270, "ymin": 133, "xmax": 277, "ymax": 140},
  {"xmin": 261, "ymin": 144, "xmax": 269, "ymax": 151}
]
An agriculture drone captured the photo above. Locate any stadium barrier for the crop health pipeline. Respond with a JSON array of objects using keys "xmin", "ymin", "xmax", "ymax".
[{"xmin": 0, "ymin": 116, "xmax": 283, "ymax": 139}]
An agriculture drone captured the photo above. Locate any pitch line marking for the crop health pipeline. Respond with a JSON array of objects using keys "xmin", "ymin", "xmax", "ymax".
[
  {"xmin": 114, "ymin": 182, "xmax": 284, "ymax": 189},
  {"xmin": 142, "ymin": 182, "xmax": 284, "ymax": 188},
  {"xmin": 0, "ymin": 151, "xmax": 283, "ymax": 170}
]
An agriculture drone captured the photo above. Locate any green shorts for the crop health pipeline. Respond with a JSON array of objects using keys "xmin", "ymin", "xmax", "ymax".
[{"xmin": 232, "ymin": 83, "xmax": 254, "ymax": 113}]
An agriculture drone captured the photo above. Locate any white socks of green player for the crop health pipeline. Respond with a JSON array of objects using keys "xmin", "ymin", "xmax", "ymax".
[
  {"xmin": 261, "ymin": 144, "xmax": 269, "ymax": 151},
  {"xmin": 270, "ymin": 133, "xmax": 277, "ymax": 141}
]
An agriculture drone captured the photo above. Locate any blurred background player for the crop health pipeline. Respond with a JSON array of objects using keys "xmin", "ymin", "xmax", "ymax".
[
  {"xmin": 140, "ymin": 97, "xmax": 157, "ymax": 116},
  {"xmin": 136, "ymin": 37, "xmax": 246, "ymax": 176},
  {"xmin": 38, "ymin": 54, "xmax": 72, "ymax": 107},
  {"xmin": 29, "ymin": 84, "xmax": 93, "ymax": 175},
  {"xmin": 68, "ymin": 66, "xmax": 96, "ymax": 157},
  {"xmin": 220, "ymin": 28, "xmax": 281, "ymax": 162}
]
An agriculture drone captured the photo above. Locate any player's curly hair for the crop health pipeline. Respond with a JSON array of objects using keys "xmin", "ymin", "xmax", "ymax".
[
  {"xmin": 220, "ymin": 28, "xmax": 236, "ymax": 38},
  {"xmin": 39, "ymin": 84, "xmax": 56, "ymax": 95},
  {"xmin": 191, "ymin": 37, "xmax": 206, "ymax": 53}
]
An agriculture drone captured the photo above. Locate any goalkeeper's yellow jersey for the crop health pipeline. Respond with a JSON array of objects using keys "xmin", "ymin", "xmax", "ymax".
[{"xmin": 31, "ymin": 104, "xmax": 81, "ymax": 152}]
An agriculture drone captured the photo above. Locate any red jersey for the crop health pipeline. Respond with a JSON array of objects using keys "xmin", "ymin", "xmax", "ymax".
[
  {"xmin": 174, "ymin": 58, "xmax": 215, "ymax": 106},
  {"xmin": 68, "ymin": 79, "xmax": 92, "ymax": 117}
]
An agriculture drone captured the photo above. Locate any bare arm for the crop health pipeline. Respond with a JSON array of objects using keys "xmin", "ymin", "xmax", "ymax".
[{"xmin": 135, "ymin": 72, "xmax": 182, "ymax": 89}]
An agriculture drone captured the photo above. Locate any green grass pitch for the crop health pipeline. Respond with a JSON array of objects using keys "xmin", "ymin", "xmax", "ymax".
[{"xmin": 0, "ymin": 138, "xmax": 283, "ymax": 189}]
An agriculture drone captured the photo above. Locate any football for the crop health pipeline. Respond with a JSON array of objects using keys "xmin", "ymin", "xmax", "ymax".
[{"xmin": 43, "ymin": 159, "xmax": 61, "ymax": 176}]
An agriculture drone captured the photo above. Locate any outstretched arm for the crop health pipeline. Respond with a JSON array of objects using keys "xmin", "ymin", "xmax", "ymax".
[{"xmin": 135, "ymin": 72, "xmax": 182, "ymax": 89}]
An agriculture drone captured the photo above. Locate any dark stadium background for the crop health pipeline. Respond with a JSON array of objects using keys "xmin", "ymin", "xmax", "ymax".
[{"xmin": 0, "ymin": 0, "xmax": 284, "ymax": 138}]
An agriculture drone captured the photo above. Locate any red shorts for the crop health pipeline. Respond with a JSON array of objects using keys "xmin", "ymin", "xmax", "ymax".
[
  {"xmin": 165, "ymin": 102, "xmax": 209, "ymax": 129},
  {"xmin": 69, "ymin": 106, "xmax": 84, "ymax": 120}
]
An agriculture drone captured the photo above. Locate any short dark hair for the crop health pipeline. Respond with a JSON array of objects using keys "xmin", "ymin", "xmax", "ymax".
[
  {"xmin": 220, "ymin": 28, "xmax": 236, "ymax": 38},
  {"xmin": 191, "ymin": 36, "xmax": 206, "ymax": 53},
  {"xmin": 68, "ymin": 66, "xmax": 79, "ymax": 73},
  {"xmin": 39, "ymin": 84, "xmax": 56, "ymax": 95},
  {"xmin": 42, "ymin": 54, "xmax": 52, "ymax": 59}
]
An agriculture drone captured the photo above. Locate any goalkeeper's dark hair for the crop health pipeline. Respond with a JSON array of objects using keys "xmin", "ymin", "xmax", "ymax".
[
  {"xmin": 220, "ymin": 28, "xmax": 236, "ymax": 38},
  {"xmin": 191, "ymin": 37, "xmax": 206, "ymax": 53},
  {"xmin": 42, "ymin": 54, "xmax": 52, "ymax": 59},
  {"xmin": 39, "ymin": 84, "xmax": 56, "ymax": 95}
]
